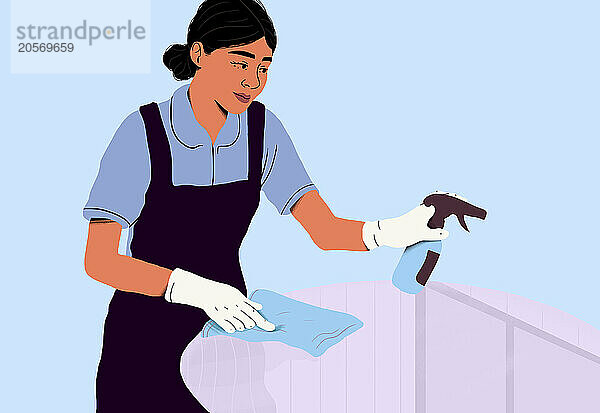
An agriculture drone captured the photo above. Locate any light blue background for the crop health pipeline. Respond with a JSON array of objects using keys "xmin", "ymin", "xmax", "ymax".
[{"xmin": 2, "ymin": 0, "xmax": 598, "ymax": 411}]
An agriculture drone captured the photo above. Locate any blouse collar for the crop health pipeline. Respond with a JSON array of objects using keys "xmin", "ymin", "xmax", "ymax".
[{"xmin": 169, "ymin": 83, "xmax": 240, "ymax": 149}]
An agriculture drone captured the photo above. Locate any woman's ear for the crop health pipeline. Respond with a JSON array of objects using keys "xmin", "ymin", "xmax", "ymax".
[{"xmin": 190, "ymin": 41, "xmax": 204, "ymax": 68}]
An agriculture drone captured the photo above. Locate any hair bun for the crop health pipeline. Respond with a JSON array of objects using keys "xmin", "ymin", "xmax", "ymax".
[{"xmin": 163, "ymin": 43, "xmax": 196, "ymax": 81}]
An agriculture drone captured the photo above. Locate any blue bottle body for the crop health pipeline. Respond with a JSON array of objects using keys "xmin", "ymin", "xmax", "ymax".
[{"xmin": 392, "ymin": 240, "xmax": 442, "ymax": 294}]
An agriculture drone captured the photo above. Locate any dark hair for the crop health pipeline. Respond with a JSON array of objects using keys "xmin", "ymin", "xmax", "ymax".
[{"xmin": 163, "ymin": 0, "xmax": 277, "ymax": 81}]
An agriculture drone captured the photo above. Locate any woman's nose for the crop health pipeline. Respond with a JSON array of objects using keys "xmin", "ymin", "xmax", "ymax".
[{"xmin": 241, "ymin": 74, "xmax": 260, "ymax": 90}]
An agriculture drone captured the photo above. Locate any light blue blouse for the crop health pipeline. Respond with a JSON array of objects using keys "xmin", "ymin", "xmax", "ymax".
[{"xmin": 83, "ymin": 83, "xmax": 318, "ymax": 255}]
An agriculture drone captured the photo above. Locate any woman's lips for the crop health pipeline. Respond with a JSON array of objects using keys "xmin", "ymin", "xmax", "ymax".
[{"xmin": 233, "ymin": 92, "xmax": 250, "ymax": 103}]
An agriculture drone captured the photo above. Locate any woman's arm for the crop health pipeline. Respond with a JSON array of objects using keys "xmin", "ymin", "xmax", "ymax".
[
  {"xmin": 84, "ymin": 219, "xmax": 172, "ymax": 296},
  {"xmin": 84, "ymin": 219, "xmax": 274, "ymax": 331},
  {"xmin": 291, "ymin": 190, "xmax": 368, "ymax": 251}
]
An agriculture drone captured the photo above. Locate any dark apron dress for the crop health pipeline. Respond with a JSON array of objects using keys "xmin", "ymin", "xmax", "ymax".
[{"xmin": 95, "ymin": 100, "xmax": 265, "ymax": 412}]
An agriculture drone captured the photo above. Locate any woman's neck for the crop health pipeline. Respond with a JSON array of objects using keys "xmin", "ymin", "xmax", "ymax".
[{"xmin": 187, "ymin": 78, "xmax": 228, "ymax": 145}]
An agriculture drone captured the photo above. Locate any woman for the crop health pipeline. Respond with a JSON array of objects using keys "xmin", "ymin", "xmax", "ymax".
[{"xmin": 83, "ymin": 0, "xmax": 453, "ymax": 411}]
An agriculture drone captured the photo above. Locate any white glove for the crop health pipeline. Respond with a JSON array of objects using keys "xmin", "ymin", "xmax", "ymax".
[
  {"xmin": 165, "ymin": 268, "xmax": 276, "ymax": 334},
  {"xmin": 362, "ymin": 190, "xmax": 468, "ymax": 250}
]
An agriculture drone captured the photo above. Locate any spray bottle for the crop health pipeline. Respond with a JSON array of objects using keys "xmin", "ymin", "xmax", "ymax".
[{"xmin": 392, "ymin": 193, "xmax": 487, "ymax": 294}]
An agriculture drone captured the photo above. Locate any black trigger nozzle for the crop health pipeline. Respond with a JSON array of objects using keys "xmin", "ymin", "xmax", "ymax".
[
  {"xmin": 423, "ymin": 193, "xmax": 487, "ymax": 232},
  {"xmin": 457, "ymin": 214, "xmax": 470, "ymax": 232}
]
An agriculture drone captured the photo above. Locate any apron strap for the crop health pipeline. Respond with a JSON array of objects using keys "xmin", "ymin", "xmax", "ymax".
[
  {"xmin": 139, "ymin": 101, "xmax": 173, "ymax": 187},
  {"xmin": 246, "ymin": 100, "xmax": 265, "ymax": 184}
]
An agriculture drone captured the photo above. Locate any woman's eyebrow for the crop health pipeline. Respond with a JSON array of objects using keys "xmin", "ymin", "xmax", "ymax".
[{"xmin": 228, "ymin": 50, "xmax": 272, "ymax": 61}]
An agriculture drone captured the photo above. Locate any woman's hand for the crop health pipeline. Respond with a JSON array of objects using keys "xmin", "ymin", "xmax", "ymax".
[
  {"xmin": 362, "ymin": 190, "xmax": 467, "ymax": 250},
  {"xmin": 166, "ymin": 268, "xmax": 276, "ymax": 333},
  {"xmin": 362, "ymin": 204, "xmax": 449, "ymax": 250}
]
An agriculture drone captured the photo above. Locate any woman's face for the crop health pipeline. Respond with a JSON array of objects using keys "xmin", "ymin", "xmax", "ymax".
[{"xmin": 190, "ymin": 37, "xmax": 272, "ymax": 114}]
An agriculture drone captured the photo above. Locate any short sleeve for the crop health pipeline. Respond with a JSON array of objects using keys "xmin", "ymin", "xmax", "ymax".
[
  {"xmin": 82, "ymin": 110, "xmax": 150, "ymax": 229},
  {"xmin": 261, "ymin": 109, "xmax": 318, "ymax": 215}
]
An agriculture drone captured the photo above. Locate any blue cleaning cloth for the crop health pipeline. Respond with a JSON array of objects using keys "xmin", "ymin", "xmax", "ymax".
[{"xmin": 200, "ymin": 289, "xmax": 363, "ymax": 357}]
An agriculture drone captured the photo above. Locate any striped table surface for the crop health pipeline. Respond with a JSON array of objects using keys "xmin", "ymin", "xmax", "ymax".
[{"xmin": 180, "ymin": 280, "xmax": 600, "ymax": 413}]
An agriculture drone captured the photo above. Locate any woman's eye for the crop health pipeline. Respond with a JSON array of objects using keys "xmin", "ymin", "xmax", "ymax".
[
  {"xmin": 231, "ymin": 61, "xmax": 248, "ymax": 69},
  {"xmin": 259, "ymin": 67, "xmax": 268, "ymax": 73}
]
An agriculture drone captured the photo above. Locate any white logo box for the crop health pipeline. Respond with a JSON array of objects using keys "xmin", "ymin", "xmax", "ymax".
[{"xmin": 10, "ymin": 0, "xmax": 151, "ymax": 74}]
